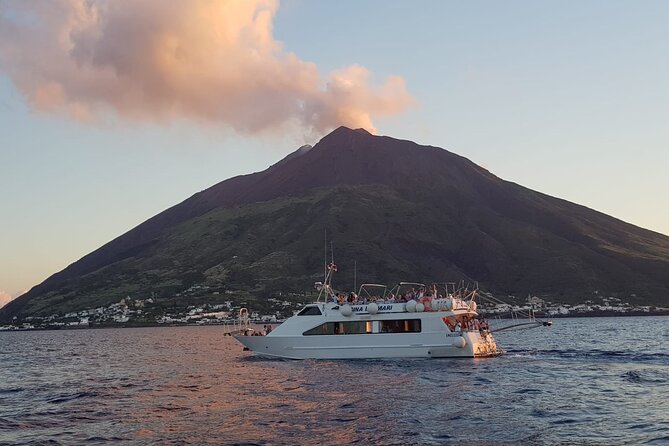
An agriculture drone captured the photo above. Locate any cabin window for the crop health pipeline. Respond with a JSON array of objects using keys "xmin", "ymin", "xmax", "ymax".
[
  {"xmin": 332, "ymin": 321, "xmax": 371, "ymax": 335},
  {"xmin": 378, "ymin": 319, "xmax": 421, "ymax": 333},
  {"xmin": 303, "ymin": 321, "xmax": 373, "ymax": 335},
  {"xmin": 303, "ymin": 322, "xmax": 335, "ymax": 335},
  {"xmin": 297, "ymin": 306, "xmax": 322, "ymax": 316}
]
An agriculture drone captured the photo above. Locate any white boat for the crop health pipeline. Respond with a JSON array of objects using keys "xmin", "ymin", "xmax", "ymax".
[{"xmin": 234, "ymin": 273, "xmax": 501, "ymax": 359}]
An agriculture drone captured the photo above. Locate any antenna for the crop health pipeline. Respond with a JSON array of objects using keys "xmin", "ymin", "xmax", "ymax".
[{"xmin": 354, "ymin": 260, "xmax": 357, "ymax": 293}]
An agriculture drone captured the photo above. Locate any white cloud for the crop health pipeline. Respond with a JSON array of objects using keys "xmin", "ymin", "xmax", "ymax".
[{"xmin": 0, "ymin": 0, "xmax": 415, "ymax": 134}]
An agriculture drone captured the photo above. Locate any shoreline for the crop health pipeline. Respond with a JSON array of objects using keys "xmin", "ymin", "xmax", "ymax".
[
  {"xmin": 1, "ymin": 312, "xmax": 668, "ymax": 332},
  {"xmin": 481, "ymin": 309, "xmax": 669, "ymax": 319}
]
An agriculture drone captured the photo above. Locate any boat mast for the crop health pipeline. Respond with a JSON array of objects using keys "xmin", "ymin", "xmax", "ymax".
[{"xmin": 354, "ymin": 260, "xmax": 357, "ymax": 294}]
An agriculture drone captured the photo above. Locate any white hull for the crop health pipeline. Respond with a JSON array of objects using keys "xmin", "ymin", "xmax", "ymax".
[
  {"xmin": 234, "ymin": 301, "xmax": 499, "ymax": 360},
  {"xmin": 235, "ymin": 330, "xmax": 499, "ymax": 359}
]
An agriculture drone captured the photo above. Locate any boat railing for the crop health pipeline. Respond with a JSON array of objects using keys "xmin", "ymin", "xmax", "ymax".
[
  {"xmin": 330, "ymin": 295, "xmax": 477, "ymax": 313},
  {"xmin": 222, "ymin": 308, "xmax": 252, "ymax": 336}
]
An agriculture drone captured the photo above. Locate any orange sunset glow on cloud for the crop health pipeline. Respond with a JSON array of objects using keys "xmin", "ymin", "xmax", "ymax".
[
  {"xmin": 0, "ymin": 0, "xmax": 415, "ymax": 134},
  {"xmin": 0, "ymin": 291, "xmax": 14, "ymax": 309}
]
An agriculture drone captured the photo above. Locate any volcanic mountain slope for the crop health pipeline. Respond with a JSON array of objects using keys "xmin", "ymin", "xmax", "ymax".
[{"xmin": 3, "ymin": 127, "xmax": 669, "ymax": 319}]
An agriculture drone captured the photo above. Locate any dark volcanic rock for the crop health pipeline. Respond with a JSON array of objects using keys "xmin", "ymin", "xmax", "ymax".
[{"xmin": 2, "ymin": 127, "xmax": 668, "ymax": 320}]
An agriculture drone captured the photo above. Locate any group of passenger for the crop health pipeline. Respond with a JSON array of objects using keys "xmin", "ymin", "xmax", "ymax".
[
  {"xmin": 328, "ymin": 285, "xmax": 492, "ymax": 334},
  {"xmin": 333, "ymin": 292, "xmax": 392, "ymax": 305},
  {"xmin": 446, "ymin": 315, "xmax": 490, "ymax": 334},
  {"xmin": 459, "ymin": 316, "xmax": 489, "ymax": 332},
  {"xmin": 244, "ymin": 324, "xmax": 273, "ymax": 336},
  {"xmin": 333, "ymin": 286, "xmax": 445, "ymax": 306}
]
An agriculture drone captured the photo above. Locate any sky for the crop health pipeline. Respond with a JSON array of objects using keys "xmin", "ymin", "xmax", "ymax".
[{"xmin": 1, "ymin": 0, "xmax": 668, "ymax": 308}]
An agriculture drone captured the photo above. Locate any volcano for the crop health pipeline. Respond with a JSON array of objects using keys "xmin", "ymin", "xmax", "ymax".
[{"xmin": 3, "ymin": 126, "xmax": 668, "ymax": 320}]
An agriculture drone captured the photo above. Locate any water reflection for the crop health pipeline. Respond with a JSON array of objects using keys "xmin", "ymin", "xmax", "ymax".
[{"xmin": 0, "ymin": 318, "xmax": 668, "ymax": 445}]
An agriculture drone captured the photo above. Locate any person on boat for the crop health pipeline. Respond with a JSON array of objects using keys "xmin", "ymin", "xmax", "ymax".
[
  {"xmin": 420, "ymin": 288, "xmax": 434, "ymax": 311},
  {"xmin": 460, "ymin": 316, "xmax": 469, "ymax": 332}
]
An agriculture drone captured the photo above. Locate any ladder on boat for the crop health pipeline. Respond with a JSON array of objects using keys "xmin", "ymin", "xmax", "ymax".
[{"xmin": 222, "ymin": 308, "xmax": 251, "ymax": 336}]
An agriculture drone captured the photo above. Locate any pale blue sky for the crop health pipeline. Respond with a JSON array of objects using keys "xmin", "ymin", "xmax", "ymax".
[{"xmin": 1, "ymin": 0, "xmax": 668, "ymax": 300}]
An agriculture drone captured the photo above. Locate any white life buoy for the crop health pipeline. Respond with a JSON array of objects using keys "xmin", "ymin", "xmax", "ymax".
[{"xmin": 452, "ymin": 337, "xmax": 466, "ymax": 348}]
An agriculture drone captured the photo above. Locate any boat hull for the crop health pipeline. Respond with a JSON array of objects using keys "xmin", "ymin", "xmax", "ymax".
[{"xmin": 234, "ymin": 330, "xmax": 499, "ymax": 360}]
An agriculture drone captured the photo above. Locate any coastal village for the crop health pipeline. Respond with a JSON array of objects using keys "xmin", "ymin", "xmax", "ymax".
[{"xmin": 1, "ymin": 287, "xmax": 667, "ymax": 331}]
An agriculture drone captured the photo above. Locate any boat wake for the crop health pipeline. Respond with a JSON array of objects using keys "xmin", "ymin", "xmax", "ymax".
[{"xmin": 505, "ymin": 348, "xmax": 669, "ymax": 366}]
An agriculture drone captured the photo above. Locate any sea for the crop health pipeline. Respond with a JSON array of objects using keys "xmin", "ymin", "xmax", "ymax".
[{"xmin": 1, "ymin": 316, "xmax": 667, "ymax": 446}]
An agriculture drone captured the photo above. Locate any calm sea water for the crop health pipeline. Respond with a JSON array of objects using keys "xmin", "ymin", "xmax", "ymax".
[{"xmin": 1, "ymin": 316, "xmax": 668, "ymax": 445}]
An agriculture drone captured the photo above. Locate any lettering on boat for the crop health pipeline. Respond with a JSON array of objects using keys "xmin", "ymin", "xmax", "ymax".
[{"xmin": 351, "ymin": 304, "xmax": 394, "ymax": 312}]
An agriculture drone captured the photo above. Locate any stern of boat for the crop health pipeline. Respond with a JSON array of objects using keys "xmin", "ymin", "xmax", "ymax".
[{"xmin": 466, "ymin": 330, "xmax": 500, "ymax": 357}]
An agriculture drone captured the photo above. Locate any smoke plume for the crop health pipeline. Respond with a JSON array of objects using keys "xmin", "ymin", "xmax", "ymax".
[
  {"xmin": 0, "ymin": 291, "xmax": 14, "ymax": 309},
  {"xmin": 0, "ymin": 0, "xmax": 414, "ymax": 133}
]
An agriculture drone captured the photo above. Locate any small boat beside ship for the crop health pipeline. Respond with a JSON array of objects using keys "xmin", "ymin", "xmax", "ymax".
[{"xmin": 234, "ymin": 265, "xmax": 503, "ymax": 359}]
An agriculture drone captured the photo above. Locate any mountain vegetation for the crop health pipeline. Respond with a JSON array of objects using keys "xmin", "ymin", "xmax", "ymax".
[{"xmin": 3, "ymin": 127, "xmax": 668, "ymax": 321}]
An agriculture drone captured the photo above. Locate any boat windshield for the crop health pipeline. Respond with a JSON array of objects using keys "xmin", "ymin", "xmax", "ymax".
[{"xmin": 297, "ymin": 306, "xmax": 322, "ymax": 316}]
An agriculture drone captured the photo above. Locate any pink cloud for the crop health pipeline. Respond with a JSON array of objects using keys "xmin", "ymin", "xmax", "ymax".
[{"xmin": 0, "ymin": 0, "xmax": 415, "ymax": 134}]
